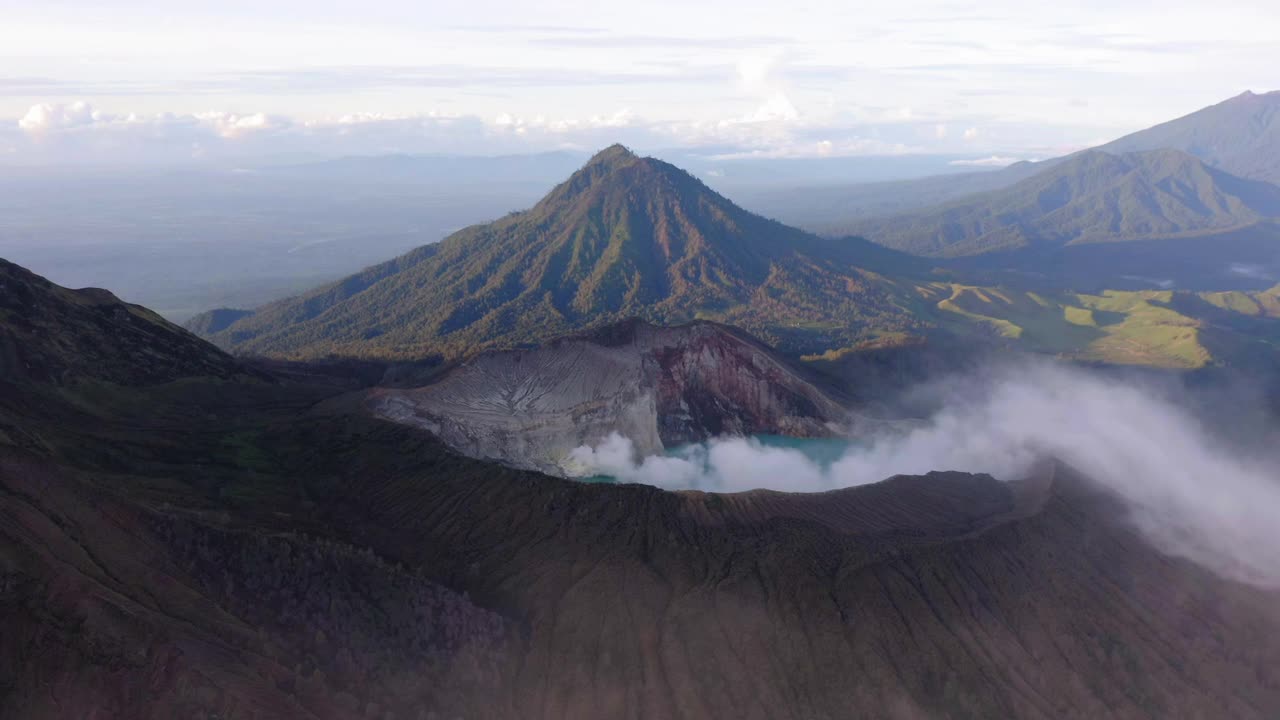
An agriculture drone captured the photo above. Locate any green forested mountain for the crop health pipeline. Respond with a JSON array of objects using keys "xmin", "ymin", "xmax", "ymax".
[
  {"xmin": 1098, "ymin": 90, "xmax": 1280, "ymax": 184},
  {"xmin": 801, "ymin": 91, "xmax": 1279, "ymax": 240},
  {"xmin": 850, "ymin": 149, "xmax": 1280, "ymax": 257},
  {"xmin": 188, "ymin": 144, "xmax": 1280, "ymax": 368},
  {"xmin": 195, "ymin": 145, "xmax": 928, "ymax": 359}
]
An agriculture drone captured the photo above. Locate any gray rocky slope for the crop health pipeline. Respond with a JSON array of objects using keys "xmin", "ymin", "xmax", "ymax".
[{"xmin": 370, "ymin": 320, "xmax": 853, "ymax": 474}]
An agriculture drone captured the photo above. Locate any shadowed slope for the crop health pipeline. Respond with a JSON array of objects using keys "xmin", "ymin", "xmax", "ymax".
[
  {"xmin": 2, "ymin": 261, "xmax": 1279, "ymax": 718},
  {"xmin": 340, "ymin": 455, "xmax": 1280, "ymax": 719},
  {"xmin": 0, "ymin": 258, "xmax": 244, "ymax": 386}
]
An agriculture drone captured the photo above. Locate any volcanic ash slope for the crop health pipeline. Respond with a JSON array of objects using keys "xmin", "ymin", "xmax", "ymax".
[{"xmin": 371, "ymin": 320, "xmax": 849, "ymax": 474}]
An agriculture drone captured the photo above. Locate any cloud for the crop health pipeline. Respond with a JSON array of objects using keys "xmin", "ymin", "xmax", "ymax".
[
  {"xmin": 187, "ymin": 65, "xmax": 719, "ymax": 95},
  {"xmin": 7, "ymin": 101, "xmax": 660, "ymax": 163},
  {"xmin": 1228, "ymin": 263, "xmax": 1277, "ymax": 281},
  {"xmin": 948, "ymin": 155, "xmax": 1021, "ymax": 167},
  {"xmin": 0, "ymin": 98, "xmax": 1066, "ymax": 164},
  {"xmin": 202, "ymin": 112, "xmax": 293, "ymax": 139},
  {"xmin": 17, "ymin": 102, "xmax": 294, "ymax": 141},
  {"xmin": 568, "ymin": 362, "xmax": 1280, "ymax": 588},
  {"xmin": 963, "ymin": 126, "xmax": 980, "ymax": 141},
  {"xmin": 739, "ymin": 93, "xmax": 800, "ymax": 123},
  {"xmin": 1, "ymin": 66, "xmax": 722, "ymax": 100},
  {"xmin": 529, "ymin": 34, "xmax": 792, "ymax": 49},
  {"xmin": 1121, "ymin": 275, "xmax": 1176, "ymax": 289},
  {"xmin": 446, "ymin": 24, "xmax": 610, "ymax": 35},
  {"xmin": 19, "ymin": 101, "xmax": 98, "ymax": 134},
  {"xmin": 736, "ymin": 50, "xmax": 786, "ymax": 92}
]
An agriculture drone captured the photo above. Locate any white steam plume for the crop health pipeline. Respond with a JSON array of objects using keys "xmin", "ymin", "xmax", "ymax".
[{"xmin": 568, "ymin": 362, "xmax": 1280, "ymax": 587}]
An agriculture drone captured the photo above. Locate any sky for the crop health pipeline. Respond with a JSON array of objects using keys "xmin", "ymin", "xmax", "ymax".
[{"xmin": 2, "ymin": 0, "xmax": 1277, "ymax": 164}]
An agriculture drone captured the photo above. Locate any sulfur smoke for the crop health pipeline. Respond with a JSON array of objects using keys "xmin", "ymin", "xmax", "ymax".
[{"xmin": 568, "ymin": 361, "xmax": 1280, "ymax": 587}]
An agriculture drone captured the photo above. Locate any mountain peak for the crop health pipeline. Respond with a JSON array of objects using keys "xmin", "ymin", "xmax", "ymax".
[
  {"xmin": 543, "ymin": 143, "xmax": 650, "ymax": 202},
  {"xmin": 590, "ymin": 143, "xmax": 637, "ymax": 161},
  {"xmin": 581, "ymin": 143, "xmax": 641, "ymax": 173},
  {"xmin": 1230, "ymin": 89, "xmax": 1280, "ymax": 103},
  {"xmin": 1099, "ymin": 90, "xmax": 1280, "ymax": 183},
  {"xmin": 198, "ymin": 149, "xmax": 916, "ymax": 360}
]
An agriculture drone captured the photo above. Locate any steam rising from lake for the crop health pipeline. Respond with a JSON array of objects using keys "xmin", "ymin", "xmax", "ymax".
[{"xmin": 568, "ymin": 362, "xmax": 1280, "ymax": 587}]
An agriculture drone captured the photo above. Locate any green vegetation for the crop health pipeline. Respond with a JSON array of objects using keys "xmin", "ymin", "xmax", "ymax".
[
  {"xmin": 1098, "ymin": 90, "xmax": 1280, "ymax": 185},
  {"xmin": 182, "ymin": 145, "xmax": 1280, "ymax": 372},
  {"xmin": 847, "ymin": 149, "xmax": 1280, "ymax": 257},
  {"xmin": 196, "ymin": 145, "xmax": 930, "ymax": 360},
  {"xmin": 926, "ymin": 284, "xmax": 1280, "ymax": 368}
]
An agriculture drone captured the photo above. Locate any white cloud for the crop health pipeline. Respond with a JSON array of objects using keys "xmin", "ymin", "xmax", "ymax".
[
  {"xmin": 18, "ymin": 102, "xmax": 293, "ymax": 142},
  {"xmin": 569, "ymin": 362, "xmax": 1280, "ymax": 588},
  {"xmin": 18, "ymin": 101, "xmax": 98, "ymax": 134},
  {"xmin": 739, "ymin": 92, "xmax": 800, "ymax": 123},
  {"xmin": 4, "ymin": 0, "xmax": 1279, "ymax": 160},
  {"xmin": 962, "ymin": 126, "xmax": 980, "ymax": 141},
  {"xmin": 735, "ymin": 48, "xmax": 787, "ymax": 95},
  {"xmin": 1227, "ymin": 263, "xmax": 1277, "ymax": 281},
  {"xmin": 948, "ymin": 155, "xmax": 1021, "ymax": 167},
  {"xmin": 200, "ymin": 112, "xmax": 293, "ymax": 139}
]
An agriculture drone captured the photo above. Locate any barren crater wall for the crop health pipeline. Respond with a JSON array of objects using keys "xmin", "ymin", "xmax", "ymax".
[{"xmin": 370, "ymin": 321, "xmax": 849, "ymax": 474}]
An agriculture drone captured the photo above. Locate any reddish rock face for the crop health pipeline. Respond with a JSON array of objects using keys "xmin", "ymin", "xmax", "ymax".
[
  {"xmin": 647, "ymin": 323, "xmax": 844, "ymax": 444},
  {"xmin": 371, "ymin": 320, "xmax": 850, "ymax": 474}
]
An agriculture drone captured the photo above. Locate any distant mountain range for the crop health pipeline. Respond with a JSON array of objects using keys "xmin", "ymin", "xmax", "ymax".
[
  {"xmin": 196, "ymin": 145, "xmax": 928, "ymax": 359},
  {"xmin": 186, "ymin": 91, "xmax": 1280, "ymax": 366},
  {"xmin": 804, "ymin": 91, "xmax": 1280, "ymax": 289},
  {"xmin": 753, "ymin": 90, "xmax": 1280, "ymax": 238},
  {"xmin": 190, "ymin": 141, "xmax": 1280, "ymax": 368},
  {"xmin": 1097, "ymin": 90, "xmax": 1280, "ymax": 184},
  {"xmin": 849, "ymin": 149, "xmax": 1280, "ymax": 257}
]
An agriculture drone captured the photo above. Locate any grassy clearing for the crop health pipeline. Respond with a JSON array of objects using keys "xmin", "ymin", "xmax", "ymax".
[{"xmin": 928, "ymin": 284, "xmax": 1280, "ymax": 368}]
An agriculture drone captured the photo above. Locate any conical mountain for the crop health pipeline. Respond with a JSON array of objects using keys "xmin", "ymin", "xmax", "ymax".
[{"xmin": 198, "ymin": 145, "xmax": 922, "ymax": 359}]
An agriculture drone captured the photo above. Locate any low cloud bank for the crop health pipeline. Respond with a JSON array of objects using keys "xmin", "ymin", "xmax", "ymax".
[{"xmin": 569, "ymin": 362, "xmax": 1280, "ymax": 587}]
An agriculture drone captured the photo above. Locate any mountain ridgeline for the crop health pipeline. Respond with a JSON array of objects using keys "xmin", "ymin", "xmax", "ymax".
[
  {"xmin": 194, "ymin": 145, "xmax": 926, "ymax": 359},
  {"xmin": 0, "ymin": 258, "xmax": 244, "ymax": 386},
  {"xmin": 1098, "ymin": 90, "xmax": 1280, "ymax": 184},
  {"xmin": 849, "ymin": 148, "xmax": 1280, "ymax": 257},
  {"xmin": 188, "ymin": 92, "xmax": 1280, "ymax": 364}
]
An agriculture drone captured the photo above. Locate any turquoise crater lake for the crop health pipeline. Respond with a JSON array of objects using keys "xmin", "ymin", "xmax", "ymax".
[{"xmin": 579, "ymin": 434, "xmax": 862, "ymax": 485}]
